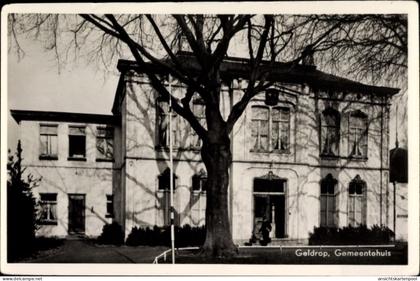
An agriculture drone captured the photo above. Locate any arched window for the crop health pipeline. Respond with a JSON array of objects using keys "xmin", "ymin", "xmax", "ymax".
[
  {"xmin": 251, "ymin": 105, "xmax": 290, "ymax": 153},
  {"xmin": 192, "ymin": 169, "xmax": 207, "ymax": 192},
  {"xmin": 348, "ymin": 175, "xmax": 367, "ymax": 226},
  {"xmin": 321, "ymin": 108, "xmax": 340, "ymax": 156},
  {"xmin": 158, "ymin": 168, "xmax": 178, "ymax": 226},
  {"xmin": 348, "ymin": 110, "xmax": 368, "ymax": 158},
  {"xmin": 191, "ymin": 168, "xmax": 207, "ymax": 226},
  {"xmin": 158, "ymin": 168, "xmax": 177, "ymax": 191},
  {"xmin": 320, "ymin": 174, "xmax": 337, "ymax": 227}
]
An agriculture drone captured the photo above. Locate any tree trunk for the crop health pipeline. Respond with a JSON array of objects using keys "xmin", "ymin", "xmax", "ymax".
[{"xmin": 200, "ymin": 139, "xmax": 238, "ymax": 257}]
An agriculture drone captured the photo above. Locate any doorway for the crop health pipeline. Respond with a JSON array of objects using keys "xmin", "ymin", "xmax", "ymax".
[
  {"xmin": 253, "ymin": 177, "xmax": 286, "ymax": 239},
  {"xmin": 68, "ymin": 194, "xmax": 86, "ymax": 234}
]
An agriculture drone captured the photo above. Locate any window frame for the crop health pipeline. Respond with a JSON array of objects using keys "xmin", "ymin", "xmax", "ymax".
[
  {"xmin": 348, "ymin": 175, "xmax": 367, "ymax": 226},
  {"xmin": 68, "ymin": 125, "xmax": 87, "ymax": 161},
  {"xmin": 156, "ymin": 98, "xmax": 181, "ymax": 149},
  {"xmin": 192, "ymin": 169, "xmax": 207, "ymax": 193},
  {"xmin": 348, "ymin": 111, "xmax": 368, "ymax": 160},
  {"xmin": 39, "ymin": 123, "xmax": 58, "ymax": 160},
  {"xmin": 320, "ymin": 174, "xmax": 338, "ymax": 228},
  {"xmin": 320, "ymin": 108, "xmax": 341, "ymax": 158},
  {"xmin": 96, "ymin": 126, "xmax": 114, "ymax": 162},
  {"xmin": 105, "ymin": 194, "xmax": 114, "ymax": 218},
  {"xmin": 190, "ymin": 97, "xmax": 206, "ymax": 150},
  {"xmin": 39, "ymin": 193, "xmax": 58, "ymax": 225},
  {"xmin": 158, "ymin": 168, "xmax": 178, "ymax": 192},
  {"xmin": 250, "ymin": 105, "xmax": 291, "ymax": 154}
]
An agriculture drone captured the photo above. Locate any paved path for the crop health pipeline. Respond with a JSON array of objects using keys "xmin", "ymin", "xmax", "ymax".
[{"xmin": 26, "ymin": 240, "xmax": 168, "ymax": 263}]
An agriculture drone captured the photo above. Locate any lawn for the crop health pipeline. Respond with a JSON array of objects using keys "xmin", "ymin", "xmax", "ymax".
[{"xmin": 161, "ymin": 243, "xmax": 408, "ymax": 264}]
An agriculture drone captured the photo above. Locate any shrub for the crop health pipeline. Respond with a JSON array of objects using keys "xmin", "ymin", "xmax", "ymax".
[
  {"xmin": 126, "ymin": 224, "xmax": 205, "ymax": 247},
  {"xmin": 308, "ymin": 225, "xmax": 394, "ymax": 245},
  {"xmin": 97, "ymin": 222, "xmax": 124, "ymax": 245},
  {"xmin": 7, "ymin": 141, "xmax": 40, "ymax": 262}
]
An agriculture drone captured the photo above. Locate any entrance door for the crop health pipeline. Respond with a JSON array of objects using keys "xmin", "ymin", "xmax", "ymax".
[
  {"xmin": 68, "ymin": 194, "xmax": 85, "ymax": 234},
  {"xmin": 253, "ymin": 178, "xmax": 286, "ymax": 239},
  {"xmin": 272, "ymin": 195, "xmax": 285, "ymax": 238}
]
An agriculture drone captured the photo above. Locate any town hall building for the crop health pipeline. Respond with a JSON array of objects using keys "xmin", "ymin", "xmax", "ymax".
[{"xmin": 11, "ymin": 52, "xmax": 406, "ymax": 244}]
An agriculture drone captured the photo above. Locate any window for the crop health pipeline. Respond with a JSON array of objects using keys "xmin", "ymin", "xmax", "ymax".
[
  {"xmin": 158, "ymin": 168, "xmax": 178, "ymax": 226},
  {"xmin": 349, "ymin": 111, "xmax": 368, "ymax": 158},
  {"xmin": 348, "ymin": 175, "xmax": 367, "ymax": 226},
  {"xmin": 192, "ymin": 169, "xmax": 207, "ymax": 192},
  {"xmin": 39, "ymin": 124, "xmax": 58, "ymax": 160},
  {"xmin": 321, "ymin": 108, "xmax": 340, "ymax": 157},
  {"xmin": 191, "ymin": 169, "xmax": 207, "ymax": 225},
  {"xmin": 320, "ymin": 174, "xmax": 337, "ymax": 227},
  {"xmin": 158, "ymin": 168, "xmax": 177, "ymax": 191},
  {"xmin": 96, "ymin": 127, "xmax": 113, "ymax": 161},
  {"xmin": 251, "ymin": 106, "xmax": 290, "ymax": 152},
  {"xmin": 106, "ymin": 194, "xmax": 113, "ymax": 218},
  {"xmin": 272, "ymin": 107, "xmax": 290, "ymax": 151},
  {"xmin": 68, "ymin": 126, "xmax": 86, "ymax": 160},
  {"xmin": 157, "ymin": 100, "xmax": 180, "ymax": 148},
  {"xmin": 39, "ymin": 193, "xmax": 57, "ymax": 225},
  {"xmin": 190, "ymin": 98, "xmax": 206, "ymax": 149}
]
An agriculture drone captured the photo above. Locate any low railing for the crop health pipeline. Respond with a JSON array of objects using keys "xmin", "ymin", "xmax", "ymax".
[{"xmin": 153, "ymin": 247, "xmax": 199, "ymax": 264}]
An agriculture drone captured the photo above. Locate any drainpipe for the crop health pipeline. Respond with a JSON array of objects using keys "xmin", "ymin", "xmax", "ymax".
[
  {"xmin": 379, "ymin": 104, "xmax": 384, "ymax": 226},
  {"xmin": 393, "ymin": 181, "xmax": 396, "ymax": 241},
  {"xmin": 229, "ymin": 79, "xmax": 235, "ymax": 236}
]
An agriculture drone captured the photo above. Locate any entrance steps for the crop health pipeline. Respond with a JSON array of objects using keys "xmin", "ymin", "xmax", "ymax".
[
  {"xmin": 269, "ymin": 238, "xmax": 307, "ymax": 246},
  {"xmin": 240, "ymin": 238, "xmax": 308, "ymax": 246}
]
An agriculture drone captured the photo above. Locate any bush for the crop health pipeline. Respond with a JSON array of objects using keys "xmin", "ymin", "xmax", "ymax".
[
  {"xmin": 308, "ymin": 225, "xmax": 394, "ymax": 245},
  {"xmin": 7, "ymin": 141, "xmax": 40, "ymax": 262},
  {"xmin": 126, "ymin": 224, "xmax": 205, "ymax": 247},
  {"xmin": 97, "ymin": 222, "xmax": 124, "ymax": 245}
]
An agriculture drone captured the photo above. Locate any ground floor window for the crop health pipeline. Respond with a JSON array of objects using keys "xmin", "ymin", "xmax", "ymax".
[
  {"xmin": 348, "ymin": 175, "xmax": 367, "ymax": 226},
  {"xmin": 191, "ymin": 169, "xmax": 207, "ymax": 225},
  {"xmin": 106, "ymin": 194, "xmax": 113, "ymax": 218},
  {"xmin": 320, "ymin": 174, "xmax": 337, "ymax": 227},
  {"xmin": 39, "ymin": 193, "xmax": 57, "ymax": 225}
]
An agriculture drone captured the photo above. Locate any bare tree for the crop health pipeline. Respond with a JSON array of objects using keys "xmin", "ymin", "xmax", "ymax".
[{"xmin": 8, "ymin": 13, "xmax": 407, "ymax": 257}]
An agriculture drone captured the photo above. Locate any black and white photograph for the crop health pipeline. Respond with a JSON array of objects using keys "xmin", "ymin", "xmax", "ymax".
[{"xmin": 1, "ymin": 2, "xmax": 418, "ymax": 276}]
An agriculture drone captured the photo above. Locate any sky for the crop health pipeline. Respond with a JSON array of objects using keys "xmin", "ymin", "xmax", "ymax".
[
  {"xmin": 7, "ymin": 37, "xmax": 120, "ymax": 149},
  {"xmin": 6, "ymin": 29, "xmax": 407, "ymax": 152}
]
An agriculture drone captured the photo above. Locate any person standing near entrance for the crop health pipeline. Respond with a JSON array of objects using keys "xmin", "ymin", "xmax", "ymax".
[{"xmin": 259, "ymin": 216, "xmax": 272, "ymax": 246}]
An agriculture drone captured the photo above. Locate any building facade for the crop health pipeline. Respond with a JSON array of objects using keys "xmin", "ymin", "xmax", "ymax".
[{"xmin": 11, "ymin": 54, "xmax": 405, "ymax": 243}]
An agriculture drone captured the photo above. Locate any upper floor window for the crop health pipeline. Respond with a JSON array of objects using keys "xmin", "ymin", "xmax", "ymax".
[
  {"xmin": 39, "ymin": 124, "xmax": 58, "ymax": 160},
  {"xmin": 157, "ymin": 99, "xmax": 180, "ymax": 148},
  {"xmin": 192, "ymin": 169, "xmax": 207, "ymax": 193},
  {"xmin": 321, "ymin": 108, "xmax": 340, "ymax": 157},
  {"xmin": 68, "ymin": 126, "xmax": 86, "ymax": 160},
  {"xmin": 190, "ymin": 97, "xmax": 206, "ymax": 149},
  {"xmin": 349, "ymin": 111, "xmax": 368, "ymax": 158},
  {"xmin": 158, "ymin": 168, "xmax": 178, "ymax": 191},
  {"xmin": 39, "ymin": 193, "xmax": 57, "ymax": 225},
  {"xmin": 96, "ymin": 126, "xmax": 113, "ymax": 161},
  {"xmin": 251, "ymin": 106, "xmax": 290, "ymax": 153},
  {"xmin": 348, "ymin": 175, "xmax": 367, "ymax": 226},
  {"xmin": 320, "ymin": 174, "xmax": 337, "ymax": 227}
]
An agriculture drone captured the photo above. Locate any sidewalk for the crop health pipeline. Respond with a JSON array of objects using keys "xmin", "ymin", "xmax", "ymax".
[{"xmin": 25, "ymin": 239, "xmax": 168, "ymax": 263}]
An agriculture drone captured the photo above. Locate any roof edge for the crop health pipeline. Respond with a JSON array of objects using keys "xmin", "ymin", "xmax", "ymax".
[
  {"xmin": 116, "ymin": 54, "xmax": 400, "ymax": 97},
  {"xmin": 10, "ymin": 110, "xmax": 116, "ymax": 125}
]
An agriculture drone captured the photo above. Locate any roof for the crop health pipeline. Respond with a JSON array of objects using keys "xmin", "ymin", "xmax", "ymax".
[
  {"xmin": 113, "ymin": 52, "xmax": 400, "ymax": 113},
  {"xmin": 10, "ymin": 110, "xmax": 116, "ymax": 125}
]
